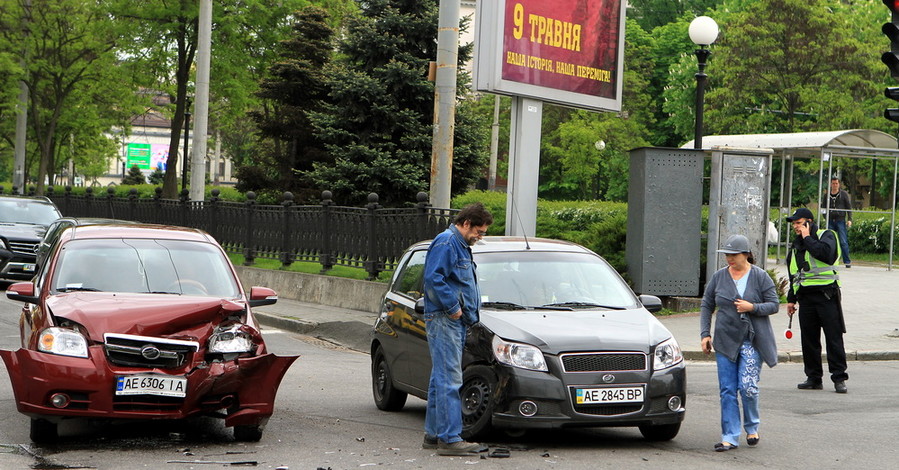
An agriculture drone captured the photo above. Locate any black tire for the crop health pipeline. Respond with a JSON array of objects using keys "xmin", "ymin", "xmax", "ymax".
[
  {"xmin": 30, "ymin": 418, "xmax": 58, "ymax": 444},
  {"xmin": 460, "ymin": 365, "xmax": 496, "ymax": 440},
  {"xmin": 233, "ymin": 424, "xmax": 263, "ymax": 442},
  {"xmin": 639, "ymin": 422, "xmax": 681, "ymax": 441},
  {"xmin": 372, "ymin": 346, "xmax": 407, "ymax": 411}
]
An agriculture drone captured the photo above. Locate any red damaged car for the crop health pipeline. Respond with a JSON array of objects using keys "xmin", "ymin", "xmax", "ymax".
[{"xmin": 0, "ymin": 221, "xmax": 297, "ymax": 443}]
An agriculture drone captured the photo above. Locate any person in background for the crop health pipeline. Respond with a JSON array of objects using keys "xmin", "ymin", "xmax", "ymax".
[
  {"xmin": 824, "ymin": 176, "xmax": 852, "ymax": 268},
  {"xmin": 421, "ymin": 203, "xmax": 493, "ymax": 456},
  {"xmin": 700, "ymin": 234, "xmax": 780, "ymax": 452},
  {"xmin": 785, "ymin": 208, "xmax": 849, "ymax": 394}
]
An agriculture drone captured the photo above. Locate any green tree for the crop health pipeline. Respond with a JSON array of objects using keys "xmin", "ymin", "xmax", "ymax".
[
  {"xmin": 0, "ymin": 0, "xmax": 139, "ymax": 194},
  {"xmin": 703, "ymin": 0, "xmax": 869, "ymax": 135},
  {"xmin": 122, "ymin": 165, "xmax": 146, "ymax": 185},
  {"xmin": 243, "ymin": 6, "xmax": 333, "ymax": 201},
  {"xmin": 306, "ymin": 0, "xmax": 487, "ymax": 206}
]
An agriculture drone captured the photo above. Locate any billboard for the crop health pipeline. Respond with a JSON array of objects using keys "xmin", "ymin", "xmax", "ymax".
[
  {"xmin": 126, "ymin": 143, "xmax": 168, "ymax": 171},
  {"xmin": 474, "ymin": 0, "xmax": 626, "ymax": 112}
]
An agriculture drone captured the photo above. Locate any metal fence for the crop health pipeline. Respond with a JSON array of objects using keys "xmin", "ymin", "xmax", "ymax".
[{"xmin": 37, "ymin": 186, "xmax": 457, "ymax": 280}]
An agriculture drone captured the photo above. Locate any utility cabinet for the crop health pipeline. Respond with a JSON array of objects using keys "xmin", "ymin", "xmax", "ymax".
[{"xmin": 626, "ymin": 148, "xmax": 704, "ymax": 296}]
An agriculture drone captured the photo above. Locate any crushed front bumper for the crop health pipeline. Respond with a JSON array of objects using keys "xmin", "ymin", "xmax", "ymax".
[{"xmin": 0, "ymin": 345, "xmax": 298, "ymax": 427}]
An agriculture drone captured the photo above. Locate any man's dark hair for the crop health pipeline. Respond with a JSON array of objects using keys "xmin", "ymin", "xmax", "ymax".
[
  {"xmin": 454, "ymin": 202, "xmax": 493, "ymax": 227},
  {"xmin": 831, "ymin": 176, "xmax": 840, "ymax": 182}
]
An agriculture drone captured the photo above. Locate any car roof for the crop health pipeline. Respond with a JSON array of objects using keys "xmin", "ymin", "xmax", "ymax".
[
  {"xmin": 62, "ymin": 223, "xmax": 216, "ymax": 243},
  {"xmin": 408, "ymin": 236, "xmax": 595, "ymax": 255},
  {"xmin": 0, "ymin": 195, "xmax": 57, "ymax": 205}
]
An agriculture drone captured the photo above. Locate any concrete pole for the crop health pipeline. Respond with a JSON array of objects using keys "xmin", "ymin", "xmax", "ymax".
[
  {"xmin": 488, "ymin": 95, "xmax": 500, "ymax": 190},
  {"xmin": 429, "ymin": 0, "xmax": 460, "ymax": 209},
  {"xmin": 12, "ymin": 0, "xmax": 31, "ymax": 194},
  {"xmin": 190, "ymin": 0, "xmax": 212, "ymax": 202}
]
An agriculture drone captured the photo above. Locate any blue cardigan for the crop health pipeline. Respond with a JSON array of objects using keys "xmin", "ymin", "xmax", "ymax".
[{"xmin": 700, "ymin": 264, "xmax": 781, "ymax": 367}]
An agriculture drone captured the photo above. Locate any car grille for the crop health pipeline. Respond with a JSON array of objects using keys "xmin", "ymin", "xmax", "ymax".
[
  {"xmin": 104, "ymin": 333, "xmax": 199, "ymax": 369},
  {"xmin": 560, "ymin": 352, "xmax": 647, "ymax": 373},
  {"xmin": 8, "ymin": 240, "xmax": 37, "ymax": 256},
  {"xmin": 573, "ymin": 403, "xmax": 643, "ymax": 416}
]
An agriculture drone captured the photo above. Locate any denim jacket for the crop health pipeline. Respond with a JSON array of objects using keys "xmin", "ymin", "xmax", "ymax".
[{"xmin": 423, "ymin": 224, "xmax": 480, "ymax": 326}]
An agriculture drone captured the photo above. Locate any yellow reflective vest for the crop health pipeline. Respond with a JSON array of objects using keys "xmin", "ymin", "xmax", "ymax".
[{"xmin": 788, "ymin": 228, "xmax": 841, "ymax": 295}]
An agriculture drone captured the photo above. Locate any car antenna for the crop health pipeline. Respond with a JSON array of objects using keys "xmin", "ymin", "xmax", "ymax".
[{"xmin": 509, "ymin": 184, "xmax": 530, "ymax": 250}]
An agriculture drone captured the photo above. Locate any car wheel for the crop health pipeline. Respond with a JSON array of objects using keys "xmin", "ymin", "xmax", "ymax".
[
  {"xmin": 638, "ymin": 422, "xmax": 681, "ymax": 441},
  {"xmin": 372, "ymin": 346, "xmax": 407, "ymax": 411},
  {"xmin": 460, "ymin": 365, "xmax": 496, "ymax": 440},
  {"xmin": 30, "ymin": 418, "xmax": 58, "ymax": 443},
  {"xmin": 233, "ymin": 424, "xmax": 263, "ymax": 442}
]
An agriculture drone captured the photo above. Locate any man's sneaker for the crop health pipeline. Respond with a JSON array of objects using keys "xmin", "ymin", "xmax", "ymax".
[
  {"xmin": 422, "ymin": 434, "xmax": 438, "ymax": 449},
  {"xmin": 845, "ymin": 264, "xmax": 851, "ymax": 269},
  {"xmin": 436, "ymin": 440, "xmax": 483, "ymax": 456}
]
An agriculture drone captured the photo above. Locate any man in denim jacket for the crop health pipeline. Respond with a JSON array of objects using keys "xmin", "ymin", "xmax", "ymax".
[{"xmin": 422, "ymin": 203, "xmax": 492, "ymax": 456}]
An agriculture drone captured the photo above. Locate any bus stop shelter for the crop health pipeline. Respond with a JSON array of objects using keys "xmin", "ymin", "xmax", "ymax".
[{"xmin": 683, "ymin": 129, "xmax": 898, "ymax": 270}]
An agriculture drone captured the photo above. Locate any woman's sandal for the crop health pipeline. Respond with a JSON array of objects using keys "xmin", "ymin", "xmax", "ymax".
[
  {"xmin": 747, "ymin": 434, "xmax": 760, "ymax": 446},
  {"xmin": 714, "ymin": 442, "xmax": 738, "ymax": 452}
]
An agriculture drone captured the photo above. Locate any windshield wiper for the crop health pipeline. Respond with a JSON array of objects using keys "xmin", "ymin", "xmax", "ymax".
[
  {"xmin": 541, "ymin": 301, "xmax": 626, "ymax": 310},
  {"xmin": 482, "ymin": 301, "xmax": 574, "ymax": 311},
  {"xmin": 57, "ymin": 287, "xmax": 103, "ymax": 292},
  {"xmin": 481, "ymin": 301, "xmax": 528, "ymax": 310}
]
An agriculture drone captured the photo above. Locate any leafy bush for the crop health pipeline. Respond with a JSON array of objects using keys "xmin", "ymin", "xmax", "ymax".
[{"xmin": 848, "ymin": 217, "xmax": 898, "ymax": 254}]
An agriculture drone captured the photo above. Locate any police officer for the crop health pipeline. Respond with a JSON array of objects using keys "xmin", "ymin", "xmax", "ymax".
[{"xmin": 785, "ymin": 208, "xmax": 848, "ymax": 394}]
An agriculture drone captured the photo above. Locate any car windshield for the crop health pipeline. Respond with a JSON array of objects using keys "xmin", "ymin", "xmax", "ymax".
[
  {"xmin": 0, "ymin": 199, "xmax": 60, "ymax": 225},
  {"xmin": 51, "ymin": 238, "xmax": 241, "ymax": 297},
  {"xmin": 476, "ymin": 251, "xmax": 638, "ymax": 310}
]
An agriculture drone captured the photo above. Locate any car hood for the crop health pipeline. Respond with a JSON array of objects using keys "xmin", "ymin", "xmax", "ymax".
[
  {"xmin": 480, "ymin": 308, "xmax": 674, "ymax": 355},
  {"xmin": 0, "ymin": 222, "xmax": 48, "ymax": 241},
  {"xmin": 47, "ymin": 293, "xmax": 246, "ymax": 340}
]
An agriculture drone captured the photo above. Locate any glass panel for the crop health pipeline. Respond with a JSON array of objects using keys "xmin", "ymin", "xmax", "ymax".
[{"xmin": 476, "ymin": 251, "xmax": 638, "ymax": 309}]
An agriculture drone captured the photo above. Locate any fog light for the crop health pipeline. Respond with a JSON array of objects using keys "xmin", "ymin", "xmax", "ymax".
[
  {"xmin": 667, "ymin": 395, "xmax": 683, "ymax": 412},
  {"xmin": 50, "ymin": 393, "xmax": 71, "ymax": 409},
  {"xmin": 518, "ymin": 400, "xmax": 538, "ymax": 417}
]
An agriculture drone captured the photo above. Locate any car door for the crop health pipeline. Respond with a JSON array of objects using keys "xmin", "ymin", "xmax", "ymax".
[{"xmin": 381, "ymin": 248, "xmax": 431, "ymax": 394}]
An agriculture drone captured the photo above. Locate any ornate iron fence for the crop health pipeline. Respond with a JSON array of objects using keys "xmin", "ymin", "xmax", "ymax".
[{"xmin": 34, "ymin": 186, "xmax": 457, "ymax": 280}]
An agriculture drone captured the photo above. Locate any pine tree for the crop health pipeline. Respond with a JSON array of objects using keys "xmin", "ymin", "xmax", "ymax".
[
  {"xmin": 306, "ymin": 0, "xmax": 487, "ymax": 206},
  {"xmin": 242, "ymin": 6, "xmax": 334, "ymax": 200},
  {"xmin": 122, "ymin": 165, "xmax": 146, "ymax": 185}
]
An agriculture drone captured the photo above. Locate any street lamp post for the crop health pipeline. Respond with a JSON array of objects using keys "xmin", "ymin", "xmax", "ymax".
[
  {"xmin": 182, "ymin": 98, "xmax": 192, "ymax": 191},
  {"xmin": 689, "ymin": 16, "xmax": 719, "ymax": 150}
]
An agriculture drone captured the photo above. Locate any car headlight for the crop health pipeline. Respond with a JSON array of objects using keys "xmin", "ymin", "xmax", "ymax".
[
  {"xmin": 38, "ymin": 327, "xmax": 88, "ymax": 358},
  {"xmin": 653, "ymin": 337, "xmax": 683, "ymax": 371},
  {"xmin": 208, "ymin": 324, "xmax": 255, "ymax": 353},
  {"xmin": 492, "ymin": 335, "xmax": 548, "ymax": 372}
]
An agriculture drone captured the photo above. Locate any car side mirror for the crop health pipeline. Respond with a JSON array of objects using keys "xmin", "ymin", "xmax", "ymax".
[
  {"xmin": 638, "ymin": 294, "xmax": 663, "ymax": 313},
  {"xmin": 414, "ymin": 297, "xmax": 425, "ymax": 315},
  {"xmin": 7, "ymin": 282, "xmax": 39, "ymax": 304},
  {"xmin": 248, "ymin": 286, "xmax": 278, "ymax": 307}
]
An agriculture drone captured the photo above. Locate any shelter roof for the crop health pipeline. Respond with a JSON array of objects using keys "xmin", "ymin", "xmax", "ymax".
[{"xmin": 681, "ymin": 129, "xmax": 898, "ymax": 157}]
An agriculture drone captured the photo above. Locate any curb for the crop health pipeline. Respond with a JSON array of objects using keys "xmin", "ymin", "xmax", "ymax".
[{"xmin": 684, "ymin": 350, "xmax": 899, "ymax": 362}]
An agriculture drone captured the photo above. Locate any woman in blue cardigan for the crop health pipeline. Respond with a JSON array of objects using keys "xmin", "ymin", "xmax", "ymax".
[{"xmin": 700, "ymin": 234, "xmax": 780, "ymax": 452}]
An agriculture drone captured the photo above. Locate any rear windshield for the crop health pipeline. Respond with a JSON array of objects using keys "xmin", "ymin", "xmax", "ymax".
[
  {"xmin": 51, "ymin": 238, "xmax": 241, "ymax": 298},
  {"xmin": 0, "ymin": 199, "xmax": 60, "ymax": 225}
]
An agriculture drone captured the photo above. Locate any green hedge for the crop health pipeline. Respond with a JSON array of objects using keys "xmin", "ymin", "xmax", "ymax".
[{"xmin": 453, "ymin": 191, "xmax": 629, "ymax": 273}]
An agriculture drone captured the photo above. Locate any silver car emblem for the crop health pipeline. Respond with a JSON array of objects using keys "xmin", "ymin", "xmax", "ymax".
[
  {"xmin": 602, "ymin": 374, "xmax": 615, "ymax": 383},
  {"xmin": 141, "ymin": 346, "xmax": 162, "ymax": 360}
]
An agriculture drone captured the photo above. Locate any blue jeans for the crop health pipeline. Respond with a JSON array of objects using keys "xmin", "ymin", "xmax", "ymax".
[
  {"xmin": 828, "ymin": 219, "xmax": 851, "ymax": 265},
  {"xmin": 715, "ymin": 340, "xmax": 761, "ymax": 446},
  {"xmin": 424, "ymin": 314, "xmax": 467, "ymax": 443}
]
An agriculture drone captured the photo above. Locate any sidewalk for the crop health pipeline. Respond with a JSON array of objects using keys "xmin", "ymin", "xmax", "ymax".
[{"xmin": 254, "ymin": 262, "xmax": 899, "ymax": 361}]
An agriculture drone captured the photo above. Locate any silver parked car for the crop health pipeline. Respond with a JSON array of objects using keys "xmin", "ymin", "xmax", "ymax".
[{"xmin": 370, "ymin": 237, "xmax": 686, "ymax": 441}]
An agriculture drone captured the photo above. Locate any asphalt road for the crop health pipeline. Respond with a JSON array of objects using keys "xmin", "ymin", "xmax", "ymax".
[{"xmin": 0, "ymin": 298, "xmax": 897, "ymax": 469}]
